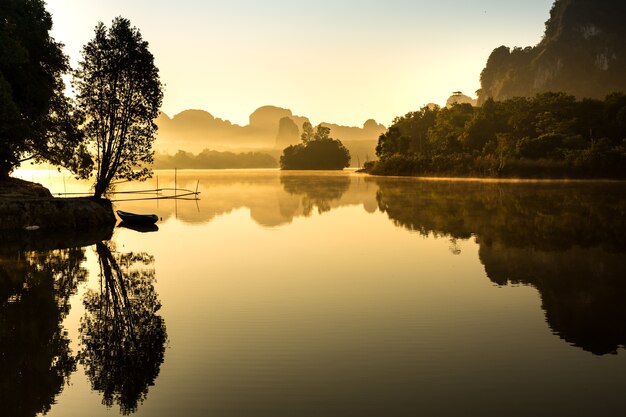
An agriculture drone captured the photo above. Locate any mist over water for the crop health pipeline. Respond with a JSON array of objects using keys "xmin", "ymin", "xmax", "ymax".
[{"xmin": 5, "ymin": 170, "xmax": 626, "ymax": 416}]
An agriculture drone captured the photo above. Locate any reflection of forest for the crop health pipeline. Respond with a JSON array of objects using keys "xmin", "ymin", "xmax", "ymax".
[
  {"xmin": 280, "ymin": 173, "xmax": 350, "ymax": 215},
  {"xmin": 117, "ymin": 171, "xmax": 378, "ymax": 226},
  {"xmin": 481, "ymin": 243, "xmax": 626, "ymax": 355},
  {"xmin": 0, "ymin": 223, "xmax": 165, "ymax": 416},
  {"xmin": 373, "ymin": 178, "xmax": 626, "ymax": 355},
  {"xmin": 0, "ymin": 246, "xmax": 87, "ymax": 417},
  {"xmin": 79, "ymin": 242, "xmax": 167, "ymax": 415}
]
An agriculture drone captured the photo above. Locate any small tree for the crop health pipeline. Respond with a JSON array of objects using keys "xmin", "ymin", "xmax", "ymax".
[
  {"xmin": 74, "ymin": 17, "xmax": 163, "ymax": 198},
  {"xmin": 280, "ymin": 123, "xmax": 350, "ymax": 170}
]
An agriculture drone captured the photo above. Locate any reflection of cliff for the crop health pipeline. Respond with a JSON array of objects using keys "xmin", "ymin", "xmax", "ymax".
[
  {"xmin": 0, "ymin": 247, "xmax": 87, "ymax": 417},
  {"xmin": 373, "ymin": 178, "xmax": 626, "ymax": 354},
  {"xmin": 79, "ymin": 242, "xmax": 167, "ymax": 415},
  {"xmin": 116, "ymin": 172, "xmax": 378, "ymax": 227}
]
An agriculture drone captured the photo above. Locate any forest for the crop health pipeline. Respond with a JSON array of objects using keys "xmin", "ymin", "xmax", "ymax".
[
  {"xmin": 154, "ymin": 149, "xmax": 277, "ymax": 169},
  {"xmin": 365, "ymin": 92, "xmax": 626, "ymax": 178}
]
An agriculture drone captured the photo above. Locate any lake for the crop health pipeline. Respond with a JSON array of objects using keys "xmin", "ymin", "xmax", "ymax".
[{"xmin": 3, "ymin": 170, "xmax": 626, "ymax": 417}]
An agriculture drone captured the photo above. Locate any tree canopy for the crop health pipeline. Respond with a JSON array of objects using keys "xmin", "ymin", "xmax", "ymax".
[
  {"xmin": 0, "ymin": 0, "xmax": 85, "ymax": 178},
  {"xmin": 367, "ymin": 93, "xmax": 626, "ymax": 178},
  {"xmin": 280, "ymin": 122, "xmax": 351, "ymax": 170},
  {"xmin": 74, "ymin": 17, "xmax": 163, "ymax": 198}
]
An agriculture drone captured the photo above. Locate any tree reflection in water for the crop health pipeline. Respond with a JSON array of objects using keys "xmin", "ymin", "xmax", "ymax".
[
  {"xmin": 0, "ymin": 247, "xmax": 87, "ymax": 417},
  {"xmin": 281, "ymin": 173, "xmax": 350, "ymax": 215},
  {"xmin": 79, "ymin": 242, "xmax": 167, "ymax": 415},
  {"xmin": 373, "ymin": 178, "xmax": 626, "ymax": 355}
]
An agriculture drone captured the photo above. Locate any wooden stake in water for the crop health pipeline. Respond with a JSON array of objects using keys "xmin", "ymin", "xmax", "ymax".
[{"xmin": 174, "ymin": 168, "xmax": 177, "ymax": 198}]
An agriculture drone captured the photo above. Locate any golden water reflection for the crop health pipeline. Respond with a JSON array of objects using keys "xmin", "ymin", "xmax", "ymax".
[
  {"xmin": 111, "ymin": 170, "xmax": 378, "ymax": 226},
  {"xmin": 5, "ymin": 170, "xmax": 626, "ymax": 416},
  {"xmin": 113, "ymin": 171, "xmax": 626, "ymax": 355}
]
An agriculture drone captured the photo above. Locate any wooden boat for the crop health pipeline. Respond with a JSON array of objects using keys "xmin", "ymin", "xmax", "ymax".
[{"xmin": 116, "ymin": 210, "xmax": 159, "ymax": 225}]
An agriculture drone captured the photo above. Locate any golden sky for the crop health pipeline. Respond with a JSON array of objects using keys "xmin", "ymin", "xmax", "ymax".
[{"xmin": 46, "ymin": 0, "xmax": 552, "ymax": 126}]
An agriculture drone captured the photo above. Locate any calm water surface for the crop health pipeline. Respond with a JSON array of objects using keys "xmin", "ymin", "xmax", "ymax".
[{"xmin": 3, "ymin": 170, "xmax": 626, "ymax": 417}]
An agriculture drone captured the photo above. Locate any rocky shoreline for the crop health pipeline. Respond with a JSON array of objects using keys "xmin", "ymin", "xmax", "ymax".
[{"xmin": 0, "ymin": 178, "xmax": 116, "ymax": 232}]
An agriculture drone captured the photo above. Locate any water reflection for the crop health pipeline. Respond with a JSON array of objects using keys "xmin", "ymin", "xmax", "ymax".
[
  {"xmin": 0, "ymin": 224, "xmax": 166, "ymax": 416},
  {"xmin": 116, "ymin": 171, "xmax": 377, "ymax": 226},
  {"xmin": 280, "ymin": 173, "xmax": 350, "ymax": 215},
  {"xmin": 79, "ymin": 242, "xmax": 167, "ymax": 415},
  {"xmin": 8, "ymin": 171, "xmax": 626, "ymax": 415},
  {"xmin": 116, "ymin": 171, "xmax": 626, "ymax": 355},
  {"xmin": 372, "ymin": 178, "xmax": 626, "ymax": 355},
  {"xmin": 118, "ymin": 221, "xmax": 160, "ymax": 233},
  {"xmin": 0, "ymin": 246, "xmax": 87, "ymax": 417}
]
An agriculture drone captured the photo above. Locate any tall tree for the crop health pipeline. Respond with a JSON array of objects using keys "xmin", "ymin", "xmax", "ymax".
[
  {"xmin": 0, "ymin": 0, "xmax": 85, "ymax": 178},
  {"xmin": 74, "ymin": 17, "xmax": 163, "ymax": 198}
]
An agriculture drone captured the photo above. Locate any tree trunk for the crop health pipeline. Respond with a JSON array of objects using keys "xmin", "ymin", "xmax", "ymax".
[
  {"xmin": 93, "ymin": 177, "xmax": 107, "ymax": 199},
  {"xmin": 0, "ymin": 161, "xmax": 12, "ymax": 180}
]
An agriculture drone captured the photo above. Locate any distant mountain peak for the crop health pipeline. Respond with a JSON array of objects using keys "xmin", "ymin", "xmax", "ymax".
[{"xmin": 173, "ymin": 109, "xmax": 215, "ymax": 120}]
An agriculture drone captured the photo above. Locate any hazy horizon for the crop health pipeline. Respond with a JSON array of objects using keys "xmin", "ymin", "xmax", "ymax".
[{"xmin": 46, "ymin": 0, "xmax": 552, "ymax": 127}]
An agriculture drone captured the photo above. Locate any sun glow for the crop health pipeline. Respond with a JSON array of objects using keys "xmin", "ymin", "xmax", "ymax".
[{"xmin": 45, "ymin": 0, "xmax": 553, "ymax": 127}]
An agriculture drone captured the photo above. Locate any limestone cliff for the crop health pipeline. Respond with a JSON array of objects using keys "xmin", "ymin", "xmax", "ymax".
[{"xmin": 478, "ymin": 0, "xmax": 626, "ymax": 104}]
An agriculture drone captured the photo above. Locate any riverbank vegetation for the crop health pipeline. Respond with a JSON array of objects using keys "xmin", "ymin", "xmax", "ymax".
[
  {"xmin": 1, "ymin": 2, "xmax": 162, "ymax": 198},
  {"xmin": 1, "ymin": 2, "xmax": 160, "ymax": 230},
  {"xmin": 365, "ymin": 92, "xmax": 626, "ymax": 178}
]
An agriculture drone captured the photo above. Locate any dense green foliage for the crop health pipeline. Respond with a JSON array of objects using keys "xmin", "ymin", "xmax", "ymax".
[
  {"xmin": 0, "ymin": 0, "xmax": 85, "ymax": 178},
  {"xmin": 74, "ymin": 17, "xmax": 163, "ymax": 198},
  {"xmin": 368, "ymin": 93, "xmax": 626, "ymax": 178},
  {"xmin": 478, "ymin": 0, "xmax": 626, "ymax": 103},
  {"xmin": 154, "ymin": 149, "xmax": 277, "ymax": 169},
  {"xmin": 280, "ymin": 123, "xmax": 351, "ymax": 170}
]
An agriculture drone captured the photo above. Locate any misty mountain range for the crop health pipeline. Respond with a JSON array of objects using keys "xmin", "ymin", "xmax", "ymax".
[{"xmin": 155, "ymin": 105, "xmax": 387, "ymax": 161}]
